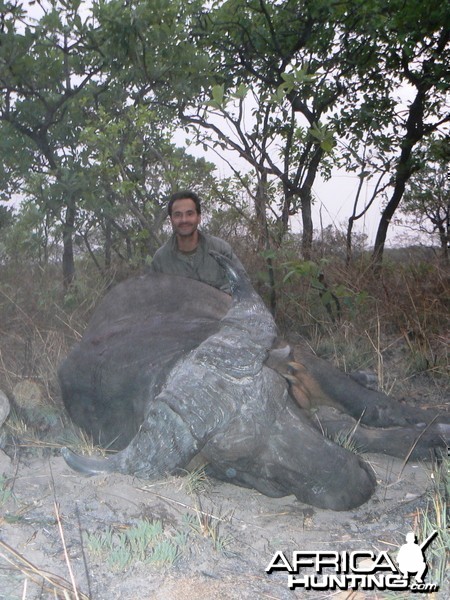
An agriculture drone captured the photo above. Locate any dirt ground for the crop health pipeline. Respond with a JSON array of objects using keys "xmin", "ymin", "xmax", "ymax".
[{"xmin": 0, "ymin": 392, "xmax": 448, "ymax": 600}]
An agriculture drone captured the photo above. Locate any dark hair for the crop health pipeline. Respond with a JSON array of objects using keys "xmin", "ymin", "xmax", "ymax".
[{"xmin": 167, "ymin": 191, "xmax": 202, "ymax": 216}]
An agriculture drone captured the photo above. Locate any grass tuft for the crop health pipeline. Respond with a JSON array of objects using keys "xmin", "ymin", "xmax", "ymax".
[
  {"xmin": 416, "ymin": 453, "xmax": 449, "ymax": 586},
  {"xmin": 84, "ymin": 518, "xmax": 189, "ymax": 571}
]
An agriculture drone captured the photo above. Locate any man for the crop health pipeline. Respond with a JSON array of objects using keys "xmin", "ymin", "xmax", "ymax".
[{"xmin": 151, "ymin": 190, "xmax": 246, "ymax": 293}]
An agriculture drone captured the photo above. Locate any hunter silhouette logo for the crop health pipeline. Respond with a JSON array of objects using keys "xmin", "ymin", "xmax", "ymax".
[
  {"xmin": 266, "ymin": 530, "xmax": 440, "ymax": 592},
  {"xmin": 397, "ymin": 530, "xmax": 438, "ymax": 584}
]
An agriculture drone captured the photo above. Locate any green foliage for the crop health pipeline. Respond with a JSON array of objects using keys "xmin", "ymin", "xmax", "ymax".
[
  {"xmin": 401, "ymin": 142, "xmax": 450, "ymax": 256},
  {"xmin": 0, "ymin": 0, "xmax": 218, "ymax": 281},
  {"xmin": 84, "ymin": 509, "xmax": 232, "ymax": 569},
  {"xmin": 0, "ymin": 0, "xmax": 449, "ymax": 278},
  {"xmin": 207, "ymin": 84, "xmax": 226, "ymax": 109},
  {"xmin": 330, "ymin": 430, "xmax": 362, "ymax": 455},
  {"xmin": 283, "ymin": 258, "xmax": 368, "ymax": 322},
  {"xmin": 0, "ymin": 204, "xmax": 14, "ymax": 232},
  {"xmin": 308, "ymin": 122, "xmax": 336, "ymax": 153},
  {"xmin": 189, "ymin": 500, "xmax": 233, "ymax": 556},
  {"xmin": 0, "ymin": 201, "xmax": 57, "ymax": 264},
  {"xmin": 85, "ymin": 518, "xmax": 187, "ymax": 571}
]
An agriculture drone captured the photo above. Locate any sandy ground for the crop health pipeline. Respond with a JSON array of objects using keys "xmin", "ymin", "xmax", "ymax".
[{"xmin": 0, "ymin": 439, "xmax": 447, "ymax": 600}]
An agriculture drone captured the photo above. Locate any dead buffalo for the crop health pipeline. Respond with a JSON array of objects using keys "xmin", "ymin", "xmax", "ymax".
[{"xmin": 59, "ymin": 254, "xmax": 449, "ymax": 511}]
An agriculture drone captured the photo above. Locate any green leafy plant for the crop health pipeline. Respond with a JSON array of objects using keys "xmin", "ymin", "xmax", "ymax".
[
  {"xmin": 283, "ymin": 258, "xmax": 368, "ymax": 323},
  {"xmin": 85, "ymin": 518, "xmax": 188, "ymax": 571}
]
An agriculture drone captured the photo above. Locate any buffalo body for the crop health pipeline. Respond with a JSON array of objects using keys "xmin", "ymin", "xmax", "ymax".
[{"xmin": 59, "ymin": 259, "xmax": 449, "ymax": 510}]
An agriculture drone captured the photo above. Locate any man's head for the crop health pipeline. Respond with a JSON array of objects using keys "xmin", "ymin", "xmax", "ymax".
[
  {"xmin": 168, "ymin": 191, "xmax": 201, "ymax": 217},
  {"xmin": 168, "ymin": 191, "xmax": 202, "ymax": 239}
]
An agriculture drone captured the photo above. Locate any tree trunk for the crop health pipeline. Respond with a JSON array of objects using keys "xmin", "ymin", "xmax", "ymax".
[
  {"xmin": 300, "ymin": 148, "xmax": 323, "ymax": 260},
  {"xmin": 346, "ymin": 216, "xmax": 354, "ymax": 266},
  {"xmin": 62, "ymin": 198, "xmax": 76, "ymax": 290},
  {"xmin": 437, "ymin": 222, "xmax": 449, "ymax": 262},
  {"xmin": 372, "ymin": 87, "xmax": 427, "ymax": 274},
  {"xmin": 346, "ymin": 169, "xmax": 366, "ymax": 266},
  {"xmin": 104, "ymin": 217, "xmax": 112, "ymax": 271},
  {"xmin": 300, "ymin": 187, "xmax": 313, "ymax": 260},
  {"xmin": 372, "ymin": 180, "xmax": 407, "ymax": 271},
  {"xmin": 255, "ymin": 170, "xmax": 277, "ymax": 315}
]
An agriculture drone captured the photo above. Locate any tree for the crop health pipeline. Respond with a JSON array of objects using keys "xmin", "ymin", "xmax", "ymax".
[
  {"xmin": 179, "ymin": 0, "xmax": 342, "ymax": 258},
  {"xmin": 401, "ymin": 143, "xmax": 450, "ymax": 260},
  {"xmin": 334, "ymin": 0, "xmax": 450, "ymax": 270},
  {"xmin": 80, "ymin": 100, "xmax": 220, "ymax": 269},
  {"xmin": 0, "ymin": 0, "xmax": 108, "ymax": 287},
  {"xmin": 2, "ymin": 0, "xmax": 448, "ymax": 280},
  {"xmin": 0, "ymin": 0, "xmax": 219, "ymax": 281},
  {"xmin": 166, "ymin": 0, "xmax": 450, "ymax": 271}
]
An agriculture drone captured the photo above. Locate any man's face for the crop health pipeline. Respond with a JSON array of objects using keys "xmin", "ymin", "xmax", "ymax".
[{"xmin": 170, "ymin": 198, "xmax": 201, "ymax": 237}]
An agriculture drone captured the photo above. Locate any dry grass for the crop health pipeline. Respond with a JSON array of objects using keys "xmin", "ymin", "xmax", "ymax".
[
  {"xmin": 268, "ymin": 248, "xmax": 449, "ymax": 391},
  {"xmin": 0, "ymin": 261, "xmax": 109, "ymax": 405},
  {"xmin": 0, "ymin": 510, "xmax": 90, "ymax": 600}
]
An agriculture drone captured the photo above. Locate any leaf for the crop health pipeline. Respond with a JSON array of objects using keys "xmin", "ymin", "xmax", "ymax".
[
  {"xmin": 234, "ymin": 83, "xmax": 249, "ymax": 99},
  {"xmin": 320, "ymin": 138, "xmax": 336, "ymax": 153},
  {"xmin": 211, "ymin": 84, "xmax": 225, "ymax": 107},
  {"xmin": 260, "ymin": 248, "xmax": 277, "ymax": 260},
  {"xmin": 282, "ymin": 269, "xmax": 298, "ymax": 283}
]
